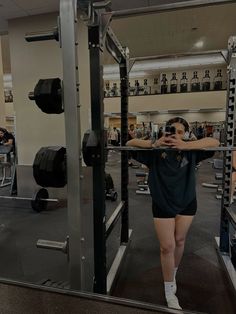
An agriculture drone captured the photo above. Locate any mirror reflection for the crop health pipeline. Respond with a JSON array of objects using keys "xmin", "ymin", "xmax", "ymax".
[{"xmin": 0, "ymin": 1, "xmax": 236, "ymax": 313}]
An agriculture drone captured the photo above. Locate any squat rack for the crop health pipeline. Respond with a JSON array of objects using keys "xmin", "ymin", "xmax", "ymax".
[
  {"xmin": 26, "ymin": 0, "xmax": 131, "ymax": 294},
  {"xmin": 25, "ymin": 0, "xmax": 236, "ymax": 297},
  {"xmin": 85, "ymin": 1, "xmax": 131, "ymax": 294}
]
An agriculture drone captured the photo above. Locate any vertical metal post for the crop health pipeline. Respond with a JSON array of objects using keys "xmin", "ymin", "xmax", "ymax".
[
  {"xmin": 220, "ymin": 36, "xmax": 236, "ymax": 253},
  {"xmin": 59, "ymin": 0, "xmax": 84, "ymax": 290},
  {"xmin": 88, "ymin": 24, "xmax": 107, "ymax": 294},
  {"xmin": 119, "ymin": 53, "xmax": 129, "ymax": 243}
]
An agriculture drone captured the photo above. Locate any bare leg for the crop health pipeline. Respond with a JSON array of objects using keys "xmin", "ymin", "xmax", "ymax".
[
  {"xmin": 153, "ymin": 218, "xmax": 175, "ymax": 281},
  {"xmin": 153, "ymin": 218, "xmax": 182, "ymax": 310},
  {"xmin": 174, "ymin": 215, "xmax": 194, "ymax": 268}
]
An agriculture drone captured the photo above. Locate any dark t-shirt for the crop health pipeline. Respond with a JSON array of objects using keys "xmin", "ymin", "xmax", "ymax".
[
  {"xmin": 133, "ymin": 149, "xmax": 214, "ymax": 216},
  {"xmin": 0, "ymin": 132, "xmax": 15, "ymax": 150}
]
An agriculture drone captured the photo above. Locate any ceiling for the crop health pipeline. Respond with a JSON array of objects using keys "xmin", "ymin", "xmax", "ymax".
[
  {"xmin": 1, "ymin": 1, "xmax": 236, "ymax": 73},
  {"xmin": 0, "ymin": 0, "xmax": 59, "ymax": 34},
  {"xmin": 109, "ymin": 2, "xmax": 236, "ymax": 59},
  {"xmin": 0, "ymin": 1, "xmax": 233, "ymax": 34}
]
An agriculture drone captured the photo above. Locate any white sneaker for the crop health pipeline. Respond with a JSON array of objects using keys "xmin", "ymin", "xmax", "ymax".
[
  {"xmin": 166, "ymin": 294, "xmax": 182, "ymax": 310},
  {"xmin": 172, "ymin": 280, "xmax": 177, "ymax": 295}
]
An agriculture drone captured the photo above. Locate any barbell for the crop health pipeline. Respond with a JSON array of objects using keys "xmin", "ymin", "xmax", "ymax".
[
  {"xmin": 107, "ymin": 146, "xmax": 236, "ymax": 152},
  {"xmin": 0, "ymin": 188, "xmax": 59, "ymax": 212}
]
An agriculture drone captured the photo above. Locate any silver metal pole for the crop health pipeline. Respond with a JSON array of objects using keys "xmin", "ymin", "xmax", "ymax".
[
  {"xmin": 59, "ymin": 0, "xmax": 84, "ymax": 290},
  {"xmin": 0, "ymin": 195, "xmax": 58, "ymax": 202},
  {"xmin": 112, "ymin": 0, "xmax": 235, "ymax": 18}
]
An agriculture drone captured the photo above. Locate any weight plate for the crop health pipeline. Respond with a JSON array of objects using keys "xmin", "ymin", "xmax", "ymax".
[{"xmin": 31, "ymin": 188, "xmax": 49, "ymax": 212}]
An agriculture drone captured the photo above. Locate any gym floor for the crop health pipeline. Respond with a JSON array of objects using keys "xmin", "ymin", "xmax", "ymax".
[{"xmin": 0, "ymin": 152, "xmax": 236, "ymax": 313}]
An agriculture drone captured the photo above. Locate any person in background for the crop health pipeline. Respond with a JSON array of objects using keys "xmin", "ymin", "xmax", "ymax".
[
  {"xmin": 128, "ymin": 124, "xmax": 136, "ymax": 166},
  {"xmin": 0, "ymin": 128, "xmax": 15, "ymax": 163},
  {"xmin": 128, "ymin": 124, "xmax": 135, "ymax": 141},
  {"xmin": 116, "ymin": 128, "xmax": 121, "ymax": 145},
  {"xmin": 0, "ymin": 128, "xmax": 15, "ymax": 147},
  {"xmin": 109, "ymin": 127, "xmax": 118, "ymax": 146},
  {"xmin": 126, "ymin": 117, "xmax": 219, "ymax": 310}
]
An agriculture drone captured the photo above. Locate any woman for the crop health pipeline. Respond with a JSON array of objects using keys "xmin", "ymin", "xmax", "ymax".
[{"xmin": 126, "ymin": 117, "xmax": 219, "ymax": 310}]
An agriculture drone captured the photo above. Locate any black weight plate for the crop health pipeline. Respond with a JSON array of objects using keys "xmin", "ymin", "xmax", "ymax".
[
  {"xmin": 111, "ymin": 191, "xmax": 118, "ymax": 202},
  {"xmin": 31, "ymin": 188, "xmax": 49, "ymax": 212}
]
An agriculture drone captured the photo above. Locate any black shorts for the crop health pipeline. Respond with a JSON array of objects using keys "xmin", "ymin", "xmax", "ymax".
[{"xmin": 152, "ymin": 198, "xmax": 197, "ymax": 218}]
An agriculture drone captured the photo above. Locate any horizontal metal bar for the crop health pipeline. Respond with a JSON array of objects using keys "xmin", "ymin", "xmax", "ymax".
[
  {"xmin": 0, "ymin": 277, "xmax": 206, "ymax": 314},
  {"xmin": 112, "ymin": 0, "xmax": 235, "ymax": 18},
  {"xmin": 25, "ymin": 28, "xmax": 59, "ymax": 42},
  {"xmin": 107, "ymin": 146, "xmax": 236, "ymax": 152},
  {"xmin": 0, "ymin": 195, "xmax": 58, "ymax": 202},
  {"xmin": 130, "ymin": 50, "xmax": 227, "ymax": 63},
  {"xmin": 106, "ymin": 201, "xmax": 124, "ymax": 239},
  {"xmin": 107, "ymin": 229, "xmax": 132, "ymax": 294},
  {"xmin": 37, "ymin": 239, "xmax": 67, "ymax": 253}
]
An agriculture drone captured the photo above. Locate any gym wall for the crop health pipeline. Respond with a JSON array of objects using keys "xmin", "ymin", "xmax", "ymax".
[
  {"xmin": 8, "ymin": 12, "xmax": 91, "ymax": 197},
  {"xmin": 0, "ymin": 38, "xmax": 6, "ymax": 126},
  {"xmin": 104, "ymin": 90, "xmax": 227, "ymax": 114},
  {"xmin": 137, "ymin": 112, "xmax": 225, "ymax": 124}
]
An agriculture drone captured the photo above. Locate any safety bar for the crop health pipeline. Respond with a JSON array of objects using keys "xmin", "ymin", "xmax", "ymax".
[{"xmin": 106, "ymin": 201, "xmax": 124, "ymax": 239}]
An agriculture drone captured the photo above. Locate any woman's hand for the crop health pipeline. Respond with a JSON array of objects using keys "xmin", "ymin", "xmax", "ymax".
[
  {"xmin": 163, "ymin": 136, "xmax": 189, "ymax": 150},
  {"xmin": 152, "ymin": 136, "xmax": 168, "ymax": 148}
]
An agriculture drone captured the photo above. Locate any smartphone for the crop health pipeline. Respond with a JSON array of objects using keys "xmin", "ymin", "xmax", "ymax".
[{"xmin": 165, "ymin": 126, "xmax": 176, "ymax": 137}]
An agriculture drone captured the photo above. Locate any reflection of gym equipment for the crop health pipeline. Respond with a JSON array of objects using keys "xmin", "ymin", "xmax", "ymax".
[
  {"xmin": 135, "ymin": 171, "xmax": 150, "ymax": 195},
  {"xmin": 105, "ymin": 173, "xmax": 118, "ymax": 202},
  {"xmin": 0, "ymin": 145, "xmax": 15, "ymax": 190},
  {"xmin": 108, "ymin": 146, "xmax": 236, "ymax": 152},
  {"xmin": 0, "ymin": 145, "xmax": 61, "ymax": 212},
  {"xmin": 26, "ymin": 0, "xmax": 131, "ymax": 295},
  {"xmin": 24, "ymin": 0, "xmax": 236, "ymax": 301},
  {"xmin": 0, "ymin": 188, "xmax": 59, "ymax": 212},
  {"xmin": 202, "ymin": 159, "xmax": 223, "ymax": 189}
]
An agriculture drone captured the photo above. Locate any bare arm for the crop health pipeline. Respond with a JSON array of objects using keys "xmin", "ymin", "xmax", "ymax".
[
  {"xmin": 126, "ymin": 138, "xmax": 152, "ymax": 148},
  {"xmin": 126, "ymin": 136, "xmax": 220, "ymax": 150},
  {"xmin": 166, "ymin": 137, "xmax": 220, "ymax": 150},
  {"xmin": 3, "ymin": 139, "xmax": 13, "ymax": 146},
  {"xmin": 185, "ymin": 137, "xmax": 220, "ymax": 149}
]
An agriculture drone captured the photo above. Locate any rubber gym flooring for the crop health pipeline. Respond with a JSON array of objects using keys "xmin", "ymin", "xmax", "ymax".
[{"xmin": 0, "ymin": 151, "xmax": 235, "ymax": 313}]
